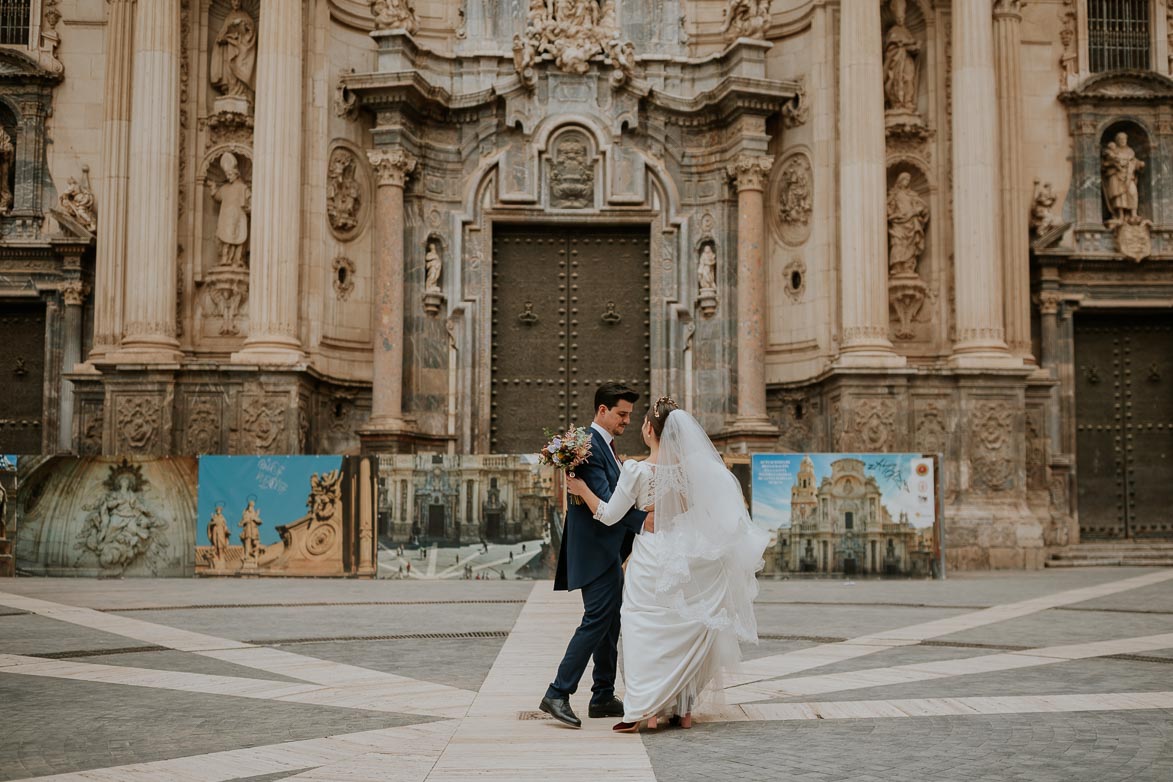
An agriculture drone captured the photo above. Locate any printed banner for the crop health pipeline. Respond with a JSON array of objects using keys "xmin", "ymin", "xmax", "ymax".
[{"xmin": 752, "ymin": 453, "xmax": 938, "ymax": 577}]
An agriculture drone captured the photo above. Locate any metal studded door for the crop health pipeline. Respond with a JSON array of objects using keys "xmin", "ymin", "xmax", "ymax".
[
  {"xmin": 1075, "ymin": 314, "xmax": 1173, "ymax": 539},
  {"xmin": 0, "ymin": 301, "xmax": 46, "ymax": 453},
  {"xmin": 492, "ymin": 226, "xmax": 650, "ymax": 455}
]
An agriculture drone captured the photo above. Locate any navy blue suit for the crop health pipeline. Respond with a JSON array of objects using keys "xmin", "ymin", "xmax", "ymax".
[{"xmin": 547, "ymin": 426, "xmax": 647, "ymax": 705}]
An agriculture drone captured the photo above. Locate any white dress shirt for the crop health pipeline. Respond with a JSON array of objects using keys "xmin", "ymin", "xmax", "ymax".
[{"xmin": 591, "ymin": 421, "xmax": 620, "ymax": 468}]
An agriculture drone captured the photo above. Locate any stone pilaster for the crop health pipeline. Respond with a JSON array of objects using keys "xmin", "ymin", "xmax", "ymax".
[
  {"xmin": 59, "ymin": 281, "xmax": 88, "ymax": 451},
  {"xmin": 949, "ymin": 0, "xmax": 1017, "ymax": 367},
  {"xmin": 994, "ymin": 0, "xmax": 1033, "ymax": 364},
  {"xmin": 360, "ymin": 148, "xmax": 417, "ymax": 450},
  {"xmin": 232, "ymin": 0, "xmax": 304, "ymax": 365},
  {"xmin": 837, "ymin": 0, "xmax": 904, "ymax": 367},
  {"xmin": 89, "ymin": 0, "xmax": 136, "ymax": 361},
  {"xmin": 115, "ymin": 0, "xmax": 181, "ymax": 363}
]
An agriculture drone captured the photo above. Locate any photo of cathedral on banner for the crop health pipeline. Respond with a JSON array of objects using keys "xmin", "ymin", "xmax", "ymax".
[{"xmin": 751, "ymin": 454, "xmax": 943, "ymax": 579}]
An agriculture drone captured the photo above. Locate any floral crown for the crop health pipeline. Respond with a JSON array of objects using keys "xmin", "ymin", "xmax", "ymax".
[{"xmin": 652, "ymin": 396, "xmax": 677, "ymax": 418}]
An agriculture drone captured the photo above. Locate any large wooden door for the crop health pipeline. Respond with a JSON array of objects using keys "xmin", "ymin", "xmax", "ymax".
[
  {"xmin": 1075, "ymin": 314, "xmax": 1173, "ymax": 539},
  {"xmin": 0, "ymin": 301, "xmax": 46, "ymax": 453},
  {"xmin": 491, "ymin": 225, "xmax": 650, "ymax": 455}
]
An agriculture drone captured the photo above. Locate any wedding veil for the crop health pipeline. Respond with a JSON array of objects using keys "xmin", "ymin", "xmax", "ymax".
[{"xmin": 651, "ymin": 409, "xmax": 771, "ymax": 644}]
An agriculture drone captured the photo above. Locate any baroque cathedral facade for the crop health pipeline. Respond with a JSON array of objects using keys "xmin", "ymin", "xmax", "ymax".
[{"xmin": 0, "ymin": 0, "xmax": 1171, "ymax": 569}]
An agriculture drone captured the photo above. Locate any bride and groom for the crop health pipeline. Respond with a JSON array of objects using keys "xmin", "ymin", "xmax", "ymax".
[{"xmin": 539, "ymin": 383, "xmax": 770, "ymax": 732}]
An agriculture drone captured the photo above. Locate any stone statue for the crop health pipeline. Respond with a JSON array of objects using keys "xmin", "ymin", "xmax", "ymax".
[
  {"xmin": 697, "ymin": 244, "xmax": 717, "ymax": 291},
  {"xmin": 211, "ymin": 0, "xmax": 257, "ymax": 104},
  {"xmin": 1030, "ymin": 179, "xmax": 1062, "ymax": 235},
  {"xmin": 370, "ymin": 0, "xmax": 417, "ymax": 33},
  {"xmin": 883, "ymin": 0, "xmax": 919, "ymax": 114},
  {"xmin": 517, "ymin": 0, "xmax": 636, "ymax": 81},
  {"xmin": 886, "ymin": 172, "xmax": 929, "ymax": 276},
  {"xmin": 207, "ymin": 504, "xmax": 231, "ymax": 562},
  {"xmin": 1101, "ymin": 132, "xmax": 1145, "ymax": 220},
  {"xmin": 0, "ymin": 127, "xmax": 13, "ymax": 213},
  {"xmin": 424, "ymin": 241, "xmax": 442, "ymax": 292},
  {"xmin": 59, "ymin": 166, "xmax": 97, "ymax": 233},
  {"xmin": 326, "ymin": 149, "xmax": 362, "ymax": 235},
  {"xmin": 723, "ymin": 0, "xmax": 771, "ymax": 40},
  {"xmin": 208, "ymin": 152, "xmax": 251, "ymax": 268},
  {"xmin": 238, "ymin": 499, "xmax": 262, "ymax": 561},
  {"xmin": 76, "ymin": 466, "xmax": 167, "ymax": 575}
]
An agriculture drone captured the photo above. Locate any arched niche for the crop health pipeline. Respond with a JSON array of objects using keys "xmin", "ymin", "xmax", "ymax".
[{"xmin": 1099, "ymin": 119, "xmax": 1152, "ymax": 224}]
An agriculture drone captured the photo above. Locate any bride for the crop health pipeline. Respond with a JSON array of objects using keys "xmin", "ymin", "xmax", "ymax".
[{"xmin": 566, "ymin": 397, "xmax": 770, "ymax": 732}]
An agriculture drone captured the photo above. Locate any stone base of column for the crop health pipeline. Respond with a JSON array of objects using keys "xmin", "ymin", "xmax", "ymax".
[
  {"xmin": 834, "ymin": 349, "xmax": 907, "ymax": 369},
  {"xmin": 106, "ymin": 344, "xmax": 183, "ymax": 366},
  {"xmin": 712, "ymin": 417, "xmax": 780, "ymax": 454},
  {"xmin": 231, "ymin": 342, "xmax": 305, "ymax": 366},
  {"xmin": 948, "ymin": 346, "xmax": 1024, "ymax": 370}
]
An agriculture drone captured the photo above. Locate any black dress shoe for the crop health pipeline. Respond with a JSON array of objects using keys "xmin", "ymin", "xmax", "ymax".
[
  {"xmin": 539, "ymin": 695, "xmax": 581, "ymax": 728},
  {"xmin": 588, "ymin": 696, "xmax": 625, "ymax": 718}
]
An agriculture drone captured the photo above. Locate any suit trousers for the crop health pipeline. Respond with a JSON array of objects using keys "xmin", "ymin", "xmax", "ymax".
[{"xmin": 546, "ymin": 561, "xmax": 623, "ymax": 705}]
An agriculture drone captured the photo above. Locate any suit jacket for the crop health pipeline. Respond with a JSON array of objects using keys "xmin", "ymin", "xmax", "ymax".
[{"xmin": 553, "ymin": 427, "xmax": 647, "ymax": 591}]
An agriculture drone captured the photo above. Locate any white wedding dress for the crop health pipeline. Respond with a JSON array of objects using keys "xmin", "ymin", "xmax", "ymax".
[{"xmin": 594, "ymin": 410, "xmax": 770, "ymax": 723}]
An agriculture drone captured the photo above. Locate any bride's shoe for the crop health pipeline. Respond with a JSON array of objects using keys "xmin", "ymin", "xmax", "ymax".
[
  {"xmin": 612, "ymin": 720, "xmax": 640, "ymax": 733},
  {"xmin": 647, "ymin": 715, "xmax": 658, "ymax": 729},
  {"xmin": 680, "ymin": 712, "xmax": 692, "ymax": 729}
]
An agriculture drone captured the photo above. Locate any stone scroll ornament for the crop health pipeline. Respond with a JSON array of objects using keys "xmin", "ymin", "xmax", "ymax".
[
  {"xmin": 1101, "ymin": 131, "xmax": 1152, "ymax": 262},
  {"xmin": 513, "ymin": 0, "xmax": 637, "ymax": 89}
]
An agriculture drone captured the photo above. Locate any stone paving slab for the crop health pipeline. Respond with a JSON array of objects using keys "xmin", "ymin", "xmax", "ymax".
[{"xmin": 0, "ymin": 614, "xmax": 167, "ymax": 657}]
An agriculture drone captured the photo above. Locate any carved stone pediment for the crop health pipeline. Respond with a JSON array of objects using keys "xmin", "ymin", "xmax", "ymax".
[
  {"xmin": 0, "ymin": 48, "xmax": 62, "ymax": 85},
  {"xmin": 1060, "ymin": 70, "xmax": 1173, "ymax": 105}
]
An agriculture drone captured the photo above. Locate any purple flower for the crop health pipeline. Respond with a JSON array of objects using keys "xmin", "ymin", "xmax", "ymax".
[{"xmin": 550, "ymin": 437, "xmax": 562, "ymax": 450}]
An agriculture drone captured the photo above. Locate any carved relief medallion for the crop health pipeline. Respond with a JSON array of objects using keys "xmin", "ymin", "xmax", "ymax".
[
  {"xmin": 116, "ymin": 397, "xmax": 161, "ymax": 455},
  {"xmin": 549, "ymin": 133, "xmax": 595, "ymax": 208},
  {"xmin": 241, "ymin": 396, "xmax": 287, "ymax": 453},
  {"xmin": 969, "ymin": 401, "xmax": 1015, "ymax": 492},
  {"xmin": 326, "ymin": 146, "xmax": 370, "ymax": 241},
  {"xmin": 772, "ymin": 152, "xmax": 813, "ymax": 246}
]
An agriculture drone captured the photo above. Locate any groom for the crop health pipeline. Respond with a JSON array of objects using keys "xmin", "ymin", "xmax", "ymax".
[{"xmin": 539, "ymin": 383, "xmax": 652, "ymax": 728}]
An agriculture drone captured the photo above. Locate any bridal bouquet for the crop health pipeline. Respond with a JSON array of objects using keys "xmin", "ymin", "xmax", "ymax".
[{"xmin": 538, "ymin": 425, "xmax": 593, "ymax": 504}]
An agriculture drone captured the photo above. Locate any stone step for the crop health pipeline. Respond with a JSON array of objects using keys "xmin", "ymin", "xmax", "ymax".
[
  {"xmin": 1046, "ymin": 556, "xmax": 1173, "ymax": 568},
  {"xmin": 1073, "ymin": 541, "xmax": 1173, "ymax": 550},
  {"xmin": 1055, "ymin": 550, "xmax": 1173, "ymax": 560}
]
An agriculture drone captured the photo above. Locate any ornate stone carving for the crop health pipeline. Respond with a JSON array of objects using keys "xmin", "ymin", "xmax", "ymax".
[
  {"xmin": 774, "ymin": 153, "xmax": 812, "ymax": 246},
  {"xmin": 1030, "ymin": 179, "xmax": 1063, "ymax": 236},
  {"xmin": 204, "ymin": 268, "xmax": 248, "ymax": 336},
  {"xmin": 723, "ymin": 0, "xmax": 771, "ymax": 41},
  {"xmin": 61, "ymin": 280, "xmax": 89, "ymax": 307},
  {"xmin": 841, "ymin": 399, "xmax": 897, "ymax": 452},
  {"xmin": 781, "ymin": 77, "xmax": 809, "ymax": 129},
  {"xmin": 1102, "ymin": 131, "xmax": 1152, "ymax": 261},
  {"xmin": 550, "ymin": 133, "xmax": 595, "ymax": 208},
  {"xmin": 368, "ymin": 148, "xmax": 417, "ymax": 188},
  {"xmin": 327, "ymin": 147, "xmax": 367, "ymax": 240},
  {"xmin": 1025, "ymin": 405, "xmax": 1046, "ymax": 490},
  {"xmin": 914, "ymin": 402, "xmax": 948, "ymax": 455},
  {"xmin": 211, "ymin": 0, "xmax": 257, "ymax": 113},
  {"xmin": 59, "ymin": 166, "xmax": 97, "ymax": 233},
  {"xmin": 116, "ymin": 397, "xmax": 161, "ymax": 455},
  {"xmin": 696, "ymin": 242, "xmax": 718, "ymax": 317},
  {"xmin": 185, "ymin": 396, "xmax": 221, "ymax": 454},
  {"xmin": 883, "ymin": 0, "xmax": 920, "ymax": 118},
  {"xmin": 0, "ymin": 127, "xmax": 13, "ymax": 214},
  {"xmin": 334, "ymin": 68, "xmax": 359, "ymax": 120},
  {"xmin": 332, "ymin": 256, "xmax": 356, "ymax": 300},
  {"xmin": 1059, "ymin": 1, "xmax": 1077, "ymax": 91},
  {"xmin": 771, "ymin": 395, "xmax": 812, "ymax": 452},
  {"xmin": 515, "ymin": 0, "xmax": 637, "ymax": 86},
  {"xmin": 205, "ymin": 111, "xmax": 254, "ymax": 145},
  {"xmin": 207, "ymin": 152, "xmax": 251, "ymax": 268},
  {"xmin": 728, "ymin": 154, "xmax": 772, "ymax": 192},
  {"xmin": 969, "ymin": 401, "xmax": 1015, "ymax": 492},
  {"xmin": 782, "ymin": 256, "xmax": 806, "ymax": 302},
  {"xmin": 75, "ymin": 460, "xmax": 168, "ymax": 575},
  {"xmin": 241, "ymin": 397, "xmax": 287, "ymax": 453},
  {"xmin": 38, "ymin": 0, "xmax": 64, "ymax": 75},
  {"xmin": 79, "ymin": 401, "xmax": 103, "ymax": 457},
  {"xmin": 370, "ymin": 0, "xmax": 417, "ymax": 33}
]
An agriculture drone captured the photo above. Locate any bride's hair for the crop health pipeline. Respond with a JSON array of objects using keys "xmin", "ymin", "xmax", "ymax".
[{"xmin": 644, "ymin": 396, "xmax": 679, "ymax": 440}]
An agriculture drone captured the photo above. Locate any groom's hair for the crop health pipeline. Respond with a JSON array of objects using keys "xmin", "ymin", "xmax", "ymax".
[{"xmin": 594, "ymin": 383, "xmax": 640, "ymax": 411}]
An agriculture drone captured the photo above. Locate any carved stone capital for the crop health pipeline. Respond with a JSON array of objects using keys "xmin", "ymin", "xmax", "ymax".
[
  {"xmin": 367, "ymin": 148, "xmax": 417, "ymax": 188},
  {"xmin": 993, "ymin": 0, "xmax": 1024, "ymax": 20},
  {"xmin": 727, "ymin": 155, "xmax": 773, "ymax": 192},
  {"xmin": 61, "ymin": 280, "xmax": 89, "ymax": 307},
  {"xmin": 1037, "ymin": 291, "xmax": 1063, "ymax": 316}
]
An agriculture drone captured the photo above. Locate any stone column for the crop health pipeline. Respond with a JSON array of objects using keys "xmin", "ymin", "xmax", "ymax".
[
  {"xmin": 89, "ymin": 0, "xmax": 136, "ymax": 360},
  {"xmin": 232, "ymin": 0, "xmax": 304, "ymax": 365},
  {"xmin": 116, "ymin": 0, "xmax": 181, "ymax": 362},
  {"xmin": 357, "ymin": 457, "xmax": 375, "ymax": 577},
  {"xmin": 726, "ymin": 155, "xmax": 778, "ymax": 439},
  {"xmin": 59, "ymin": 281, "xmax": 87, "ymax": 451},
  {"xmin": 994, "ymin": 0, "xmax": 1032, "ymax": 364},
  {"xmin": 361, "ymin": 148, "xmax": 416, "ymax": 445},
  {"xmin": 837, "ymin": 0, "xmax": 903, "ymax": 367},
  {"xmin": 949, "ymin": 0, "xmax": 1016, "ymax": 367}
]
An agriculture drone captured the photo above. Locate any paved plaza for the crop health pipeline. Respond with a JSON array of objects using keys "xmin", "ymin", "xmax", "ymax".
[{"xmin": 1, "ymin": 568, "xmax": 1171, "ymax": 781}]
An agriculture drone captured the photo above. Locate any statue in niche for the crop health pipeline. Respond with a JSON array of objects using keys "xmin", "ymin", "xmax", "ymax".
[
  {"xmin": 370, "ymin": 0, "xmax": 417, "ymax": 33},
  {"xmin": 883, "ymin": 0, "xmax": 919, "ymax": 115},
  {"xmin": 697, "ymin": 244, "xmax": 717, "ymax": 292},
  {"xmin": 723, "ymin": 0, "xmax": 771, "ymax": 41},
  {"xmin": 207, "ymin": 503, "xmax": 231, "ymax": 563},
  {"xmin": 326, "ymin": 149, "xmax": 362, "ymax": 237},
  {"xmin": 424, "ymin": 241, "xmax": 443, "ymax": 292},
  {"xmin": 208, "ymin": 152, "xmax": 251, "ymax": 268},
  {"xmin": 1030, "ymin": 179, "xmax": 1062, "ymax": 236},
  {"xmin": 0, "ymin": 127, "xmax": 13, "ymax": 213},
  {"xmin": 1101, "ymin": 132, "xmax": 1145, "ymax": 221},
  {"xmin": 238, "ymin": 499, "xmax": 262, "ymax": 562},
  {"xmin": 211, "ymin": 0, "xmax": 257, "ymax": 106},
  {"xmin": 886, "ymin": 172, "xmax": 929, "ymax": 276},
  {"xmin": 550, "ymin": 135, "xmax": 594, "ymax": 208},
  {"xmin": 59, "ymin": 166, "xmax": 97, "ymax": 233}
]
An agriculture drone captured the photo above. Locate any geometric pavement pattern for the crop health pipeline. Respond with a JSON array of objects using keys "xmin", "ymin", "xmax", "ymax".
[{"xmin": 0, "ymin": 568, "xmax": 1171, "ymax": 781}]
